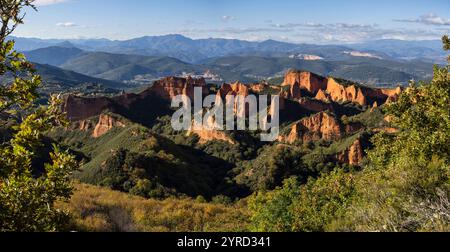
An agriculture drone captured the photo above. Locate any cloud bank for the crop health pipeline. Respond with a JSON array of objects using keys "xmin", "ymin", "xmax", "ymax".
[
  {"xmin": 56, "ymin": 22, "xmax": 77, "ymax": 27},
  {"xmin": 395, "ymin": 13, "xmax": 450, "ymax": 26},
  {"xmin": 35, "ymin": 0, "xmax": 68, "ymax": 6}
]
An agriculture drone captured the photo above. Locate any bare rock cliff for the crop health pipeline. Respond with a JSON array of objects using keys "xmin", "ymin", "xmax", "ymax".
[{"xmin": 280, "ymin": 112, "xmax": 342, "ymax": 143}]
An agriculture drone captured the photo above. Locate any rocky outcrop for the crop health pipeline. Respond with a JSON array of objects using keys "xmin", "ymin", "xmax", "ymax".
[
  {"xmin": 337, "ymin": 139, "xmax": 364, "ymax": 166},
  {"xmin": 92, "ymin": 114, "xmax": 125, "ymax": 138},
  {"xmin": 187, "ymin": 129, "xmax": 235, "ymax": 145},
  {"xmin": 217, "ymin": 82, "xmax": 250, "ymax": 98},
  {"xmin": 279, "ymin": 81, "xmax": 312, "ymax": 100},
  {"xmin": 315, "ymin": 89, "xmax": 330, "ymax": 102},
  {"xmin": 64, "ymin": 76, "xmax": 207, "ymax": 122},
  {"xmin": 150, "ymin": 76, "xmax": 208, "ymax": 101},
  {"xmin": 297, "ymin": 98, "xmax": 335, "ymax": 114},
  {"xmin": 279, "ymin": 112, "xmax": 342, "ymax": 143},
  {"xmin": 77, "ymin": 120, "xmax": 95, "ymax": 131},
  {"xmin": 281, "ymin": 70, "xmax": 402, "ymax": 106},
  {"xmin": 380, "ymin": 87, "xmax": 402, "ymax": 99},
  {"xmin": 249, "ymin": 83, "xmax": 278, "ymax": 93},
  {"xmin": 216, "ymin": 82, "xmax": 252, "ymax": 116},
  {"xmin": 187, "ymin": 117, "xmax": 235, "ymax": 144},
  {"xmin": 282, "ymin": 70, "xmax": 328, "ymax": 94},
  {"xmin": 326, "ymin": 78, "xmax": 367, "ymax": 106},
  {"xmin": 64, "ymin": 95, "xmax": 115, "ymax": 122}
]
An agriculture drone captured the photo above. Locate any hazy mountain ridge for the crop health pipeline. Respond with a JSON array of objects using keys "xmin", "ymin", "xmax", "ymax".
[
  {"xmin": 12, "ymin": 34, "xmax": 444, "ymax": 63},
  {"xmin": 350, "ymin": 39, "xmax": 447, "ymax": 63},
  {"xmin": 24, "ymin": 45, "xmax": 434, "ymax": 87}
]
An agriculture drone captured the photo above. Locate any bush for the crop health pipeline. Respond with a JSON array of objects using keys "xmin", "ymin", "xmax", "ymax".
[{"xmin": 249, "ymin": 170, "xmax": 356, "ymax": 232}]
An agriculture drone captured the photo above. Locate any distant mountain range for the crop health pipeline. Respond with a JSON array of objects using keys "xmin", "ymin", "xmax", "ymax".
[
  {"xmin": 11, "ymin": 34, "xmax": 447, "ymax": 64},
  {"xmin": 25, "ymin": 46, "xmax": 203, "ymax": 83},
  {"xmin": 24, "ymin": 44, "xmax": 435, "ymax": 87},
  {"xmin": 350, "ymin": 39, "xmax": 446, "ymax": 63}
]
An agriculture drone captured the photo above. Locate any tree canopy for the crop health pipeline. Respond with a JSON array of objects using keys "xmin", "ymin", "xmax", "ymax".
[{"xmin": 0, "ymin": 0, "xmax": 77, "ymax": 231}]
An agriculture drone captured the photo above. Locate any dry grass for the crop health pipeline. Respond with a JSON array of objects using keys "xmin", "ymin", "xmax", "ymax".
[{"xmin": 58, "ymin": 183, "xmax": 250, "ymax": 232}]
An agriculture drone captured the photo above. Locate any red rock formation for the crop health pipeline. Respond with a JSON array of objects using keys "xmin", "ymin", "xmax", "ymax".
[
  {"xmin": 249, "ymin": 83, "xmax": 275, "ymax": 93},
  {"xmin": 384, "ymin": 115, "xmax": 394, "ymax": 123},
  {"xmin": 216, "ymin": 82, "xmax": 252, "ymax": 116},
  {"xmin": 280, "ymin": 112, "xmax": 342, "ymax": 143},
  {"xmin": 64, "ymin": 76, "xmax": 208, "ymax": 122},
  {"xmin": 217, "ymin": 82, "xmax": 250, "ymax": 98},
  {"xmin": 348, "ymin": 139, "xmax": 364, "ymax": 165},
  {"xmin": 337, "ymin": 139, "xmax": 364, "ymax": 166},
  {"xmin": 297, "ymin": 98, "xmax": 335, "ymax": 114},
  {"xmin": 187, "ymin": 117, "xmax": 235, "ymax": 144},
  {"xmin": 380, "ymin": 86, "xmax": 402, "ymax": 98},
  {"xmin": 282, "ymin": 70, "xmax": 328, "ymax": 94},
  {"xmin": 77, "ymin": 120, "xmax": 95, "ymax": 131},
  {"xmin": 64, "ymin": 95, "xmax": 115, "ymax": 122},
  {"xmin": 315, "ymin": 89, "xmax": 330, "ymax": 102},
  {"xmin": 281, "ymin": 70, "xmax": 402, "ymax": 106},
  {"xmin": 187, "ymin": 129, "xmax": 235, "ymax": 145},
  {"xmin": 279, "ymin": 81, "xmax": 311, "ymax": 100},
  {"xmin": 326, "ymin": 78, "xmax": 367, "ymax": 106},
  {"xmin": 92, "ymin": 114, "xmax": 125, "ymax": 138},
  {"xmin": 149, "ymin": 76, "xmax": 208, "ymax": 101}
]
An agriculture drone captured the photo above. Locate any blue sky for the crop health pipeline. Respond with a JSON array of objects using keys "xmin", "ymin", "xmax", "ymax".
[{"xmin": 12, "ymin": 0, "xmax": 450, "ymax": 43}]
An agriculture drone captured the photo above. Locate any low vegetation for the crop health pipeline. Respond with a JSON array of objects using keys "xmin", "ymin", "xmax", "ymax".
[{"xmin": 59, "ymin": 183, "xmax": 250, "ymax": 232}]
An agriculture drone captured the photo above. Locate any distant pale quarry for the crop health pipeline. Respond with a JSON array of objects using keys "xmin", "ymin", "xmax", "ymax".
[{"xmin": 288, "ymin": 54, "xmax": 324, "ymax": 60}]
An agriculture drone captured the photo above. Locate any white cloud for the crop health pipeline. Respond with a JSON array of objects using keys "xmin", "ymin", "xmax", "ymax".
[
  {"xmin": 221, "ymin": 16, "xmax": 237, "ymax": 22},
  {"xmin": 395, "ymin": 13, "xmax": 450, "ymax": 26},
  {"xmin": 179, "ymin": 19, "xmax": 445, "ymax": 43},
  {"xmin": 56, "ymin": 22, "xmax": 77, "ymax": 27},
  {"xmin": 35, "ymin": 0, "xmax": 68, "ymax": 6}
]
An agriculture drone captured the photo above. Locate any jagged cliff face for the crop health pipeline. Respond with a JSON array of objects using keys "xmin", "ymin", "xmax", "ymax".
[
  {"xmin": 77, "ymin": 119, "xmax": 95, "ymax": 131},
  {"xmin": 279, "ymin": 112, "xmax": 343, "ymax": 143},
  {"xmin": 187, "ymin": 129, "xmax": 235, "ymax": 145},
  {"xmin": 216, "ymin": 82, "xmax": 252, "ymax": 117},
  {"xmin": 72, "ymin": 113, "xmax": 126, "ymax": 138},
  {"xmin": 297, "ymin": 98, "xmax": 335, "ymax": 114},
  {"xmin": 337, "ymin": 139, "xmax": 364, "ymax": 165},
  {"xmin": 279, "ymin": 81, "xmax": 310, "ymax": 100},
  {"xmin": 64, "ymin": 76, "xmax": 207, "ymax": 122},
  {"xmin": 186, "ymin": 116, "xmax": 235, "ymax": 144},
  {"xmin": 217, "ymin": 82, "xmax": 250, "ymax": 99},
  {"xmin": 281, "ymin": 70, "xmax": 401, "ymax": 106},
  {"xmin": 64, "ymin": 95, "xmax": 115, "ymax": 122},
  {"xmin": 249, "ymin": 83, "xmax": 278, "ymax": 93},
  {"xmin": 150, "ymin": 76, "xmax": 208, "ymax": 101},
  {"xmin": 282, "ymin": 70, "xmax": 328, "ymax": 94},
  {"xmin": 326, "ymin": 78, "xmax": 367, "ymax": 106},
  {"xmin": 93, "ymin": 114, "xmax": 125, "ymax": 138},
  {"xmin": 279, "ymin": 111, "xmax": 364, "ymax": 144}
]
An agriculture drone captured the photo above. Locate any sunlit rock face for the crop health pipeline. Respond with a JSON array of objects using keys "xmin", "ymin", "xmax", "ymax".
[
  {"xmin": 337, "ymin": 138, "xmax": 365, "ymax": 166},
  {"xmin": 150, "ymin": 76, "xmax": 208, "ymax": 101},
  {"xmin": 92, "ymin": 114, "xmax": 125, "ymax": 138},
  {"xmin": 282, "ymin": 70, "xmax": 328, "ymax": 94},
  {"xmin": 279, "ymin": 112, "xmax": 342, "ymax": 144},
  {"xmin": 281, "ymin": 70, "xmax": 402, "ymax": 106}
]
